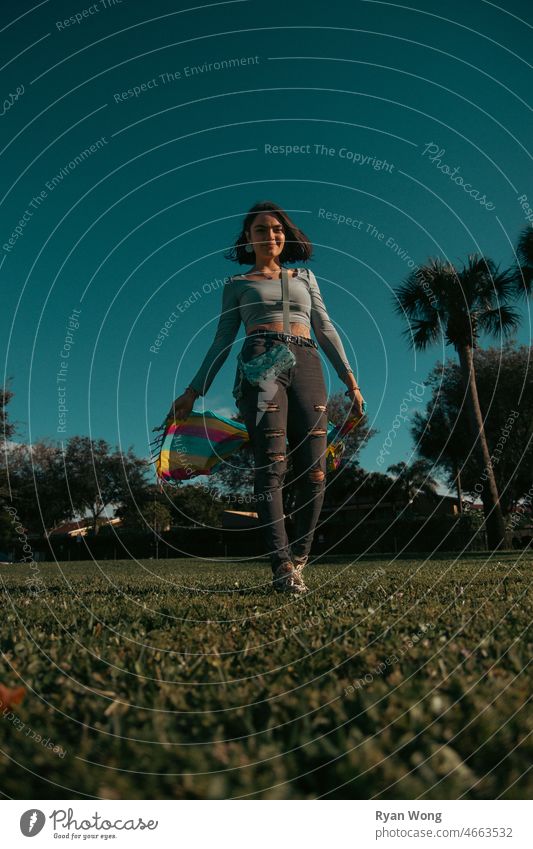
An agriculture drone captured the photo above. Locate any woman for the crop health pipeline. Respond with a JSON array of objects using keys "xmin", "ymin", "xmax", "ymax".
[{"xmin": 168, "ymin": 201, "xmax": 365, "ymax": 594}]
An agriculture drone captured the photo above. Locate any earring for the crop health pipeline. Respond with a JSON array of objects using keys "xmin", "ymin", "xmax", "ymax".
[{"xmin": 244, "ymin": 243, "xmax": 254, "ymax": 254}]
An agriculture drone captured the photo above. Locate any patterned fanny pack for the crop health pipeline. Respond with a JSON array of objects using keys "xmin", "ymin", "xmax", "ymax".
[{"xmin": 236, "ymin": 267, "xmax": 297, "ymax": 387}]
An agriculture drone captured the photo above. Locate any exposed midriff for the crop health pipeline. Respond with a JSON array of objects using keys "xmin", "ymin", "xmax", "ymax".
[{"xmin": 246, "ymin": 321, "xmax": 311, "ymax": 338}]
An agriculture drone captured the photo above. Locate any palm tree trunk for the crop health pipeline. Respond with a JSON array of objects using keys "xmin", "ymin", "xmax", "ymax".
[
  {"xmin": 457, "ymin": 343, "xmax": 507, "ymax": 549},
  {"xmin": 454, "ymin": 462, "xmax": 463, "ymax": 513}
]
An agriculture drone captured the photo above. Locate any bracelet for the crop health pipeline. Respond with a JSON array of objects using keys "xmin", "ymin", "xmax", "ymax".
[
  {"xmin": 345, "ymin": 387, "xmax": 360, "ymax": 395},
  {"xmin": 185, "ymin": 386, "xmax": 200, "ymax": 397}
]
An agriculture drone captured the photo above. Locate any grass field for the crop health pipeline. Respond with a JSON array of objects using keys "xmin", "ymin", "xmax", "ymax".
[{"xmin": 0, "ymin": 555, "xmax": 531, "ymax": 799}]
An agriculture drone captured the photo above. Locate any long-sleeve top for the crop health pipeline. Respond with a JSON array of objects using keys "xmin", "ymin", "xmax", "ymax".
[{"xmin": 188, "ymin": 267, "xmax": 354, "ymax": 396}]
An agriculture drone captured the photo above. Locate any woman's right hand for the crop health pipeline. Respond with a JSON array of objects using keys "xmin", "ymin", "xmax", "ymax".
[{"xmin": 166, "ymin": 389, "xmax": 196, "ymax": 422}]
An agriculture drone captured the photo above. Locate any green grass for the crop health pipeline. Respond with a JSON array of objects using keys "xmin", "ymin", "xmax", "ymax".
[{"xmin": 0, "ymin": 555, "xmax": 531, "ymax": 799}]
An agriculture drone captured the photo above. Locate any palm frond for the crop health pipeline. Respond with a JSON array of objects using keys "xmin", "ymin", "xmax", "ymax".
[
  {"xmin": 393, "ymin": 276, "xmax": 434, "ymax": 320},
  {"xmin": 459, "ymin": 254, "xmax": 491, "ymax": 306},
  {"xmin": 402, "ymin": 316, "xmax": 442, "ymax": 351},
  {"xmin": 515, "ymin": 225, "xmax": 533, "ymax": 298},
  {"xmin": 386, "ymin": 462, "xmax": 407, "ymax": 477},
  {"xmin": 517, "ymin": 225, "xmax": 533, "ymax": 267},
  {"xmin": 478, "ymin": 304, "xmax": 521, "ymax": 337},
  {"xmin": 486, "ymin": 265, "xmax": 517, "ymax": 305},
  {"xmin": 471, "ymin": 258, "xmax": 516, "ymax": 307},
  {"xmin": 393, "ymin": 259, "xmax": 451, "ymax": 321},
  {"xmin": 513, "ymin": 263, "xmax": 533, "ymax": 298}
]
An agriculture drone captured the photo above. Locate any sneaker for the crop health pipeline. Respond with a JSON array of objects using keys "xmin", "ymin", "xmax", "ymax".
[
  {"xmin": 290, "ymin": 552, "xmax": 309, "ymax": 591},
  {"xmin": 272, "ymin": 562, "xmax": 306, "ymax": 594}
]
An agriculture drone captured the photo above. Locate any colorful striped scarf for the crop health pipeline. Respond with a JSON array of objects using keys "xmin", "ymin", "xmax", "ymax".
[{"xmin": 150, "ymin": 409, "xmax": 365, "ymax": 484}]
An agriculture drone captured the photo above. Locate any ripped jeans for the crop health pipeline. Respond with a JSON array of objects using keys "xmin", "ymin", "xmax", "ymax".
[{"xmin": 233, "ymin": 332, "xmax": 328, "ymax": 573}]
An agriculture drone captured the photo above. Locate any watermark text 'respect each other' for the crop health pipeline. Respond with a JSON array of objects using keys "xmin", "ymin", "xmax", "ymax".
[
  {"xmin": 344, "ymin": 622, "xmax": 436, "ymax": 695},
  {"xmin": 2, "ymin": 707, "xmax": 66, "ymax": 758},
  {"xmin": 149, "ymin": 276, "xmax": 231, "ymax": 355},
  {"xmin": 462, "ymin": 409, "xmax": 519, "ymax": 512},
  {"xmin": 290, "ymin": 567, "xmax": 387, "ymax": 637}
]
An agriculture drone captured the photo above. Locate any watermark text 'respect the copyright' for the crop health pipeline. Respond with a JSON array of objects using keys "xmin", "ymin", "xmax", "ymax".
[
  {"xmin": 57, "ymin": 309, "xmax": 81, "ymax": 434},
  {"xmin": 265, "ymin": 142, "xmax": 394, "ymax": 172}
]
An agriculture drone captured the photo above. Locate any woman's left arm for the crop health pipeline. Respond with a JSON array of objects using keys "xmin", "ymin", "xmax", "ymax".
[{"xmin": 307, "ymin": 269, "xmax": 366, "ymax": 415}]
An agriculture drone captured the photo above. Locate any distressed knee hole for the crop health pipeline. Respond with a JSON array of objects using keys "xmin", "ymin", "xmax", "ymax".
[
  {"xmin": 266, "ymin": 451, "xmax": 285, "ymax": 462},
  {"xmin": 309, "ymin": 428, "xmax": 327, "ymax": 436},
  {"xmin": 309, "ymin": 468, "xmax": 325, "ymax": 481},
  {"xmin": 313, "ymin": 404, "xmax": 327, "ymax": 412},
  {"xmin": 258, "ymin": 401, "xmax": 280, "ymax": 411},
  {"xmin": 265, "ymin": 428, "xmax": 285, "ymax": 437}
]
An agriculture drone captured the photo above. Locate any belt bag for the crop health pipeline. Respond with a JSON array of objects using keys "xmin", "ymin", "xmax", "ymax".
[{"xmin": 237, "ymin": 267, "xmax": 297, "ymax": 385}]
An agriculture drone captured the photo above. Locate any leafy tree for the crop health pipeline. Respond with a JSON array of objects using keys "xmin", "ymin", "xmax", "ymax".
[
  {"xmin": 0, "ymin": 383, "xmax": 16, "ymax": 498},
  {"xmin": 322, "ymin": 460, "xmax": 360, "ymax": 508},
  {"xmin": 0, "ymin": 384, "xmax": 15, "ymax": 445},
  {"xmin": 0, "ymin": 383, "xmax": 16, "ymax": 548},
  {"xmin": 63, "ymin": 437, "xmax": 150, "ymax": 534},
  {"xmin": 165, "ymin": 484, "xmax": 225, "ymax": 529},
  {"xmin": 409, "ymin": 360, "xmax": 469, "ymax": 511},
  {"xmin": 7, "ymin": 440, "xmax": 75, "ymax": 535},
  {"xmin": 386, "ymin": 460, "xmax": 439, "ymax": 505},
  {"xmin": 393, "ymin": 254, "xmax": 523, "ymax": 549},
  {"xmin": 411, "ymin": 343, "xmax": 533, "ymax": 515},
  {"xmin": 322, "ymin": 463, "xmax": 386, "ymax": 510},
  {"xmin": 117, "ymin": 486, "xmax": 172, "ymax": 533}
]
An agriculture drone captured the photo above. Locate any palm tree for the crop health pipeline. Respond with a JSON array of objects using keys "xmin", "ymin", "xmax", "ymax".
[
  {"xmin": 393, "ymin": 255, "xmax": 520, "ymax": 549},
  {"xmin": 386, "ymin": 460, "xmax": 439, "ymax": 510}
]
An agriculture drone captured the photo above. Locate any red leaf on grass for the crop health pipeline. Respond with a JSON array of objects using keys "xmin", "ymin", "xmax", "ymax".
[{"xmin": 0, "ymin": 683, "xmax": 26, "ymax": 709}]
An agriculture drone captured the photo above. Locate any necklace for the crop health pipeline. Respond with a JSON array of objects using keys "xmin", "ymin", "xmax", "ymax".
[{"xmin": 245, "ymin": 266, "xmax": 286, "ymax": 279}]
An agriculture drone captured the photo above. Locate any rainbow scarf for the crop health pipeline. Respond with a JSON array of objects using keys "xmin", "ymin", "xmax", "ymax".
[{"xmin": 150, "ymin": 410, "xmax": 364, "ymax": 484}]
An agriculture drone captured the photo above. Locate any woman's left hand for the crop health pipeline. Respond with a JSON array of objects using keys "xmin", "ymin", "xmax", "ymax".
[{"xmin": 346, "ymin": 387, "xmax": 366, "ymax": 418}]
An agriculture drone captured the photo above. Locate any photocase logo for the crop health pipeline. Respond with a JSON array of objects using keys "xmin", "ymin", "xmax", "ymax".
[{"xmin": 20, "ymin": 809, "xmax": 46, "ymax": 836}]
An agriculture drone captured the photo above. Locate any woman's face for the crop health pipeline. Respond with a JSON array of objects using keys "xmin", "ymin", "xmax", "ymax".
[{"xmin": 245, "ymin": 213, "xmax": 285, "ymax": 263}]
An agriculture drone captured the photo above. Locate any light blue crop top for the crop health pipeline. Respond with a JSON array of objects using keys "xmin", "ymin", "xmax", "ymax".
[{"xmin": 188, "ymin": 267, "xmax": 354, "ymax": 396}]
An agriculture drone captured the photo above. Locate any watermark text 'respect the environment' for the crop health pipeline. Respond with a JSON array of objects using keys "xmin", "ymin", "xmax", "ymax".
[{"xmin": 114, "ymin": 55, "xmax": 260, "ymax": 102}]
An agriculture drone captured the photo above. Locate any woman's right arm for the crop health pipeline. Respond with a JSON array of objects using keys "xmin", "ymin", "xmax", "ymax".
[{"xmin": 167, "ymin": 280, "xmax": 241, "ymax": 420}]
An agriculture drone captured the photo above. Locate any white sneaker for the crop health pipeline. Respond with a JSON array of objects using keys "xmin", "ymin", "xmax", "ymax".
[
  {"xmin": 290, "ymin": 552, "xmax": 309, "ymax": 591},
  {"xmin": 272, "ymin": 562, "xmax": 306, "ymax": 594}
]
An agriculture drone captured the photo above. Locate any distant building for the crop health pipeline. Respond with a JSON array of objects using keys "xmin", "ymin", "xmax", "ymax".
[
  {"xmin": 222, "ymin": 510, "xmax": 261, "ymax": 529},
  {"xmin": 49, "ymin": 517, "xmax": 122, "ymax": 537},
  {"xmin": 222, "ymin": 492, "xmax": 460, "ymax": 530}
]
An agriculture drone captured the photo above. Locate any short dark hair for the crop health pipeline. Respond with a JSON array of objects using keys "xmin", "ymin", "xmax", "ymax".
[{"xmin": 224, "ymin": 200, "xmax": 314, "ymax": 265}]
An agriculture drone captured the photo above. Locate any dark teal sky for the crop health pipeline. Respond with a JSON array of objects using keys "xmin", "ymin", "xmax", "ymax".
[{"xmin": 2, "ymin": 0, "xmax": 532, "ymax": 480}]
